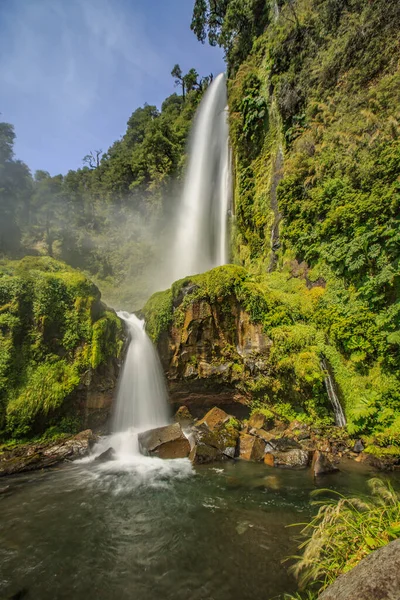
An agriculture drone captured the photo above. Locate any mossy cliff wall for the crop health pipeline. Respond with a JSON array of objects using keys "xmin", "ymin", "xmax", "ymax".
[
  {"xmin": 219, "ymin": 0, "xmax": 400, "ymax": 447},
  {"xmin": 0, "ymin": 257, "xmax": 124, "ymax": 440},
  {"xmin": 143, "ymin": 264, "xmax": 400, "ymax": 452}
]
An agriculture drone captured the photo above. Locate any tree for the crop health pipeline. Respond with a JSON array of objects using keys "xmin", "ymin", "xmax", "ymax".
[
  {"xmin": 183, "ymin": 68, "xmax": 200, "ymax": 93},
  {"xmin": 171, "ymin": 64, "xmax": 186, "ymax": 99},
  {"xmin": 83, "ymin": 150, "xmax": 103, "ymax": 169},
  {"xmin": 0, "ymin": 122, "xmax": 32, "ymax": 254},
  {"xmin": 191, "ymin": 0, "xmax": 270, "ymax": 71}
]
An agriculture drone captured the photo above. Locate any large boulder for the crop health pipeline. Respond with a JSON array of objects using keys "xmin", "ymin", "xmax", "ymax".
[
  {"xmin": 138, "ymin": 423, "xmax": 190, "ymax": 459},
  {"xmin": 312, "ymin": 450, "xmax": 339, "ymax": 476},
  {"xmin": 319, "ymin": 539, "xmax": 400, "ymax": 600},
  {"xmin": 190, "ymin": 407, "xmax": 240, "ymax": 463},
  {"xmin": 189, "ymin": 443, "xmax": 224, "ymax": 464},
  {"xmin": 248, "ymin": 412, "xmax": 270, "ymax": 430},
  {"xmin": 238, "ymin": 433, "xmax": 265, "ymax": 461},
  {"xmin": 266, "ymin": 449, "xmax": 311, "ymax": 469},
  {"xmin": 196, "ymin": 407, "xmax": 231, "ymax": 431},
  {"xmin": 0, "ymin": 430, "xmax": 97, "ymax": 477}
]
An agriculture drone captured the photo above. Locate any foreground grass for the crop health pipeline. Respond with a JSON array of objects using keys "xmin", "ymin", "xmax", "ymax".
[{"xmin": 283, "ymin": 478, "xmax": 400, "ymax": 598}]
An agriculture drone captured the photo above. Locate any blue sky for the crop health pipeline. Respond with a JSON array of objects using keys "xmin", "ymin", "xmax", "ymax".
[{"xmin": 0, "ymin": 0, "xmax": 225, "ymax": 176}]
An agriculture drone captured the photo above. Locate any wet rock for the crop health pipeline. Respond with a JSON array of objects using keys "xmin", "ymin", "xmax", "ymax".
[
  {"xmin": 355, "ymin": 451, "xmax": 400, "ymax": 471},
  {"xmin": 319, "ymin": 538, "xmax": 400, "ymax": 600},
  {"xmin": 312, "ymin": 450, "xmax": 339, "ymax": 476},
  {"xmin": 174, "ymin": 405, "xmax": 194, "ymax": 426},
  {"xmin": 0, "ymin": 430, "xmax": 97, "ymax": 477},
  {"xmin": 0, "ymin": 485, "xmax": 10, "ymax": 494},
  {"xmin": 268, "ymin": 436, "xmax": 301, "ymax": 452},
  {"xmin": 266, "ymin": 449, "xmax": 311, "ymax": 469},
  {"xmin": 248, "ymin": 412, "xmax": 270, "ymax": 430},
  {"xmin": 196, "ymin": 407, "xmax": 231, "ymax": 431},
  {"xmin": 239, "ymin": 434, "xmax": 265, "ymax": 461},
  {"xmin": 138, "ymin": 423, "xmax": 190, "ymax": 459},
  {"xmin": 95, "ymin": 447, "xmax": 116, "ymax": 462},
  {"xmin": 249, "ymin": 428, "xmax": 276, "ymax": 443},
  {"xmin": 264, "ymin": 453, "xmax": 275, "ymax": 467},
  {"xmin": 192, "ymin": 418, "xmax": 239, "ymax": 460},
  {"xmin": 189, "ymin": 443, "xmax": 224, "ymax": 464},
  {"xmin": 353, "ymin": 439, "xmax": 365, "ymax": 453}
]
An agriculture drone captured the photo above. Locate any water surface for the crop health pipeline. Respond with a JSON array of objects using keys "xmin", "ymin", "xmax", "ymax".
[{"xmin": 0, "ymin": 457, "xmax": 395, "ymax": 600}]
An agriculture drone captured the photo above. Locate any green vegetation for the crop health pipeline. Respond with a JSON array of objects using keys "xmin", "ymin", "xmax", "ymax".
[
  {"xmin": 0, "ymin": 257, "xmax": 123, "ymax": 439},
  {"xmin": 0, "ymin": 67, "xmax": 212, "ymax": 309},
  {"xmin": 188, "ymin": 0, "xmax": 400, "ymax": 446},
  {"xmin": 286, "ymin": 479, "xmax": 400, "ymax": 597}
]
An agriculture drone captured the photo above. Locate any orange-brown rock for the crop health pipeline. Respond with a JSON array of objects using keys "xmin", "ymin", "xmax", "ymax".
[
  {"xmin": 138, "ymin": 423, "xmax": 190, "ymax": 459},
  {"xmin": 239, "ymin": 434, "xmax": 265, "ymax": 461},
  {"xmin": 248, "ymin": 412, "xmax": 268, "ymax": 430},
  {"xmin": 264, "ymin": 453, "xmax": 275, "ymax": 467},
  {"xmin": 196, "ymin": 407, "xmax": 230, "ymax": 431}
]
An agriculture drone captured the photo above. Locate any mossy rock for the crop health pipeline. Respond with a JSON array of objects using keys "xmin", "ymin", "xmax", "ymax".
[{"xmin": 0, "ymin": 257, "xmax": 123, "ymax": 440}]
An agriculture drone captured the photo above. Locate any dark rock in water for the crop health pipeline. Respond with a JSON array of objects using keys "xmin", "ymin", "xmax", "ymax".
[
  {"xmin": 189, "ymin": 443, "xmax": 224, "ymax": 464},
  {"xmin": 355, "ymin": 451, "xmax": 400, "ymax": 471},
  {"xmin": 353, "ymin": 439, "xmax": 365, "ymax": 453},
  {"xmin": 7, "ymin": 589, "xmax": 28, "ymax": 600},
  {"xmin": 95, "ymin": 447, "xmax": 116, "ymax": 462},
  {"xmin": 0, "ymin": 430, "xmax": 97, "ymax": 477},
  {"xmin": 312, "ymin": 450, "xmax": 338, "ymax": 476},
  {"xmin": 319, "ymin": 538, "xmax": 400, "ymax": 600},
  {"xmin": 267, "ymin": 449, "xmax": 311, "ymax": 469},
  {"xmin": 192, "ymin": 419, "xmax": 239, "ymax": 460},
  {"xmin": 138, "ymin": 423, "xmax": 190, "ymax": 459},
  {"xmin": 174, "ymin": 405, "xmax": 194, "ymax": 426},
  {"xmin": 238, "ymin": 433, "xmax": 265, "ymax": 461}
]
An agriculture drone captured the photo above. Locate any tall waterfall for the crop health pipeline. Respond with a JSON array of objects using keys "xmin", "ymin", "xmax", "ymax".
[
  {"xmin": 112, "ymin": 311, "xmax": 169, "ymax": 434},
  {"xmin": 321, "ymin": 358, "xmax": 346, "ymax": 427},
  {"xmin": 171, "ymin": 73, "xmax": 231, "ymax": 282}
]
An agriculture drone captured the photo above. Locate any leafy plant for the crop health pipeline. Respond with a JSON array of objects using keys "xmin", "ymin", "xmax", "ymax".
[{"xmin": 288, "ymin": 478, "xmax": 400, "ymax": 594}]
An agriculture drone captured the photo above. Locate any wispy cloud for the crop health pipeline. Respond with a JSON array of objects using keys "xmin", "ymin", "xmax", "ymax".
[
  {"xmin": 0, "ymin": 0, "xmax": 225, "ymax": 174},
  {"xmin": 0, "ymin": 0, "xmax": 166, "ymax": 123}
]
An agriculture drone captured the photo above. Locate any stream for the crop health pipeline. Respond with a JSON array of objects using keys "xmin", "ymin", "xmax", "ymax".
[{"xmin": 1, "ymin": 457, "xmax": 396, "ymax": 600}]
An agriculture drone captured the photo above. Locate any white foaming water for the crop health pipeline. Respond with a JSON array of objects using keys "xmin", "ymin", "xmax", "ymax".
[
  {"xmin": 85, "ymin": 312, "xmax": 193, "ymax": 482},
  {"xmin": 171, "ymin": 73, "xmax": 231, "ymax": 282},
  {"xmin": 321, "ymin": 358, "xmax": 347, "ymax": 427},
  {"xmin": 113, "ymin": 311, "xmax": 169, "ymax": 434}
]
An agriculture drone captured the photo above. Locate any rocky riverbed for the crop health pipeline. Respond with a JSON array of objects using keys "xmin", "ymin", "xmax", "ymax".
[{"xmin": 2, "ymin": 406, "xmax": 399, "ymax": 479}]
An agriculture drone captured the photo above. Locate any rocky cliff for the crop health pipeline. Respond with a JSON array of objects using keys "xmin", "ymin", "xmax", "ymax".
[{"xmin": 143, "ymin": 264, "xmax": 334, "ymax": 423}]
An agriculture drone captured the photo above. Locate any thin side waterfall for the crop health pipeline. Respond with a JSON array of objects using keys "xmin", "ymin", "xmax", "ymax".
[
  {"xmin": 112, "ymin": 311, "xmax": 169, "ymax": 436},
  {"xmin": 321, "ymin": 358, "xmax": 347, "ymax": 427},
  {"xmin": 171, "ymin": 73, "xmax": 231, "ymax": 282}
]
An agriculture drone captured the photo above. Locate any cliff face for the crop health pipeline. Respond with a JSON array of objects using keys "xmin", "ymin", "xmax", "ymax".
[
  {"xmin": 158, "ymin": 292, "xmax": 271, "ymax": 412},
  {"xmin": 143, "ymin": 264, "xmax": 334, "ymax": 422},
  {"xmin": 225, "ymin": 0, "xmax": 400, "ymax": 447},
  {"xmin": 0, "ymin": 256, "xmax": 124, "ymax": 440}
]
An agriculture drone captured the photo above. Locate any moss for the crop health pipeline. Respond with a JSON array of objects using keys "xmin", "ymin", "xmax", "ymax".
[
  {"xmin": 0, "ymin": 257, "xmax": 123, "ymax": 440},
  {"xmin": 142, "ymin": 288, "xmax": 173, "ymax": 342}
]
